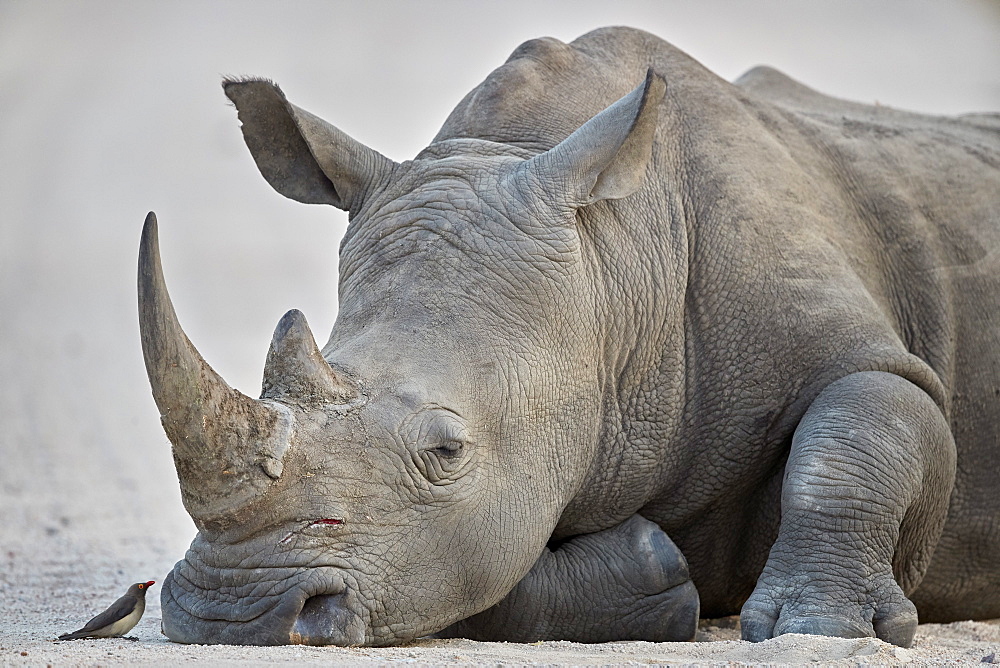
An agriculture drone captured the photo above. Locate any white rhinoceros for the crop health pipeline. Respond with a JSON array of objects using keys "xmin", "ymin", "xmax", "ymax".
[{"xmin": 139, "ymin": 27, "xmax": 1000, "ymax": 647}]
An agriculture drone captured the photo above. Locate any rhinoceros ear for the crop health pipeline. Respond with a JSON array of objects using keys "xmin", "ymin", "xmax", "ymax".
[
  {"xmin": 526, "ymin": 69, "xmax": 666, "ymax": 209},
  {"xmin": 223, "ymin": 78, "xmax": 398, "ymax": 214}
]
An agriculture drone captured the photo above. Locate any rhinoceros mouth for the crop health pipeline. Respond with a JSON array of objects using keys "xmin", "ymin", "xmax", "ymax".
[{"xmin": 161, "ymin": 561, "xmax": 372, "ymax": 646}]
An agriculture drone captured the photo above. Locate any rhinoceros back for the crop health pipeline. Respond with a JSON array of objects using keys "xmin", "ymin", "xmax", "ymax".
[{"xmin": 434, "ymin": 27, "xmax": 709, "ymax": 152}]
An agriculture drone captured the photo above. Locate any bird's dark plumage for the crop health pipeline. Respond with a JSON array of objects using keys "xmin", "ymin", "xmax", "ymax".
[{"xmin": 58, "ymin": 581, "xmax": 155, "ymax": 640}]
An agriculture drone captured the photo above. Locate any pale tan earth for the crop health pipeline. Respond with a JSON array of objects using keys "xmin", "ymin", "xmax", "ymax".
[
  {"xmin": 2, "ymin": 513, "xmax": 999, "ymax": 667},
  {"xmin": 1, "ymin": 501, "xmax": 998, "ymax": 665},
  {"xmin": 1, "ymin": 504, "xmax": 999, "ymax": 666},
  {"xmin": 2, "ymin": 1, "xmax": 999, "ymax": 666}
]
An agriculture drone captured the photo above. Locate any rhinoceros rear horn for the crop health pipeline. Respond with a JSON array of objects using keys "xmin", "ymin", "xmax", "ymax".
[
  {"xmin": 222, "ymin": 77, "xmax": 398, "ymax": 215},
  {"xmin": 138, "ymin": 212, "xmax": 292, "ymax": 525},
  {"xmin": 262, "ymin": 309, "xmax": 357, "ymax": 404}
]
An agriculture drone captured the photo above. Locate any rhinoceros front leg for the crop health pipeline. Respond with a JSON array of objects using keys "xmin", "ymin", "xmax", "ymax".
[
  {"xmin": 741, "ymin": 371, "xmax": 956, "ymax": 648},
  {"xmin": 439, "ymin": 514, "xmax": 699, "ymax": 642}
]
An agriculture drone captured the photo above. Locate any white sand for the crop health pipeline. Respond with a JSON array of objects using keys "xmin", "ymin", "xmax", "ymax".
[{"xmin": 1, "ymin": 486, "xmax": 998, "ymax": 665}]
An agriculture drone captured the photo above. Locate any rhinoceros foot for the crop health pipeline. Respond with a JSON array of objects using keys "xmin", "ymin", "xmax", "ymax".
[{"xmin": 740, "ymin": 568, "xmax": 919, "ymax": 648}]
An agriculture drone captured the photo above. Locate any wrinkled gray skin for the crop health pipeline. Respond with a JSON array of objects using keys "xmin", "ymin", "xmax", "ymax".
[{"xmin": 140, "ymin": 27, "xmax": 1000, "ymax": 648}]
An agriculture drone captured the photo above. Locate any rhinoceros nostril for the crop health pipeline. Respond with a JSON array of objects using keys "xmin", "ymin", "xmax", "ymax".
[{"xmin": 290, "ymin": 593, "xmax": 366, "ymax": 646}]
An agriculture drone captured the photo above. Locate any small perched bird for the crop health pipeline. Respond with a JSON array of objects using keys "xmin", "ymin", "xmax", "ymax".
[{"xmin": 58, "ymin": 581, "xmax": 156, "ymax": 640}]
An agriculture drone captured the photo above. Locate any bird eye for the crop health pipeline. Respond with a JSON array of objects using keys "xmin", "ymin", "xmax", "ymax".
[{"xmin": 138, "ymin": 584, "xmax": 144, "ymax": 589}]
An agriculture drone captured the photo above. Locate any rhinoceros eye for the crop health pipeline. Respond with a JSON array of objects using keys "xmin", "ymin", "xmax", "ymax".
[
  {"xmin": 421, "ymin": 439, "xmax": 470, "ymax": 482},
  {"xmin": 402, "ymin": 408, "xmax": 474, "ymax": 483},
  {"xmin": 421, "ymin": 423, "xmax": 472, "ymax": 481},
  {"xmin": 432, "ymin": 439, "xmax": 464, "ymax": 459}
]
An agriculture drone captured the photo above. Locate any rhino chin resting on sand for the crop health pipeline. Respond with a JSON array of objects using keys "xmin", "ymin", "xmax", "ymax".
[{"xmin": 139, "ymin": 27, "xmax": 1000, "ymax": 647}]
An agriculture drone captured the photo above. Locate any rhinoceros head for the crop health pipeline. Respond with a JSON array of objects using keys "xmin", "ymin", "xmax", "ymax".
[{"xmin": 143, "ymin": 70, "xmax": 664, "ymax": 645}]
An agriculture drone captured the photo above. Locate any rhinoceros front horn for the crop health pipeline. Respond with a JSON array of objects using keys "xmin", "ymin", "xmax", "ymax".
[{"xmin": 138, "ymin": 212, "xmax": 292, "ymax": 524}]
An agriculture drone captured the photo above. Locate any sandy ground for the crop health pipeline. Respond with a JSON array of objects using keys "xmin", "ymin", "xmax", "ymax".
[
  {"xmin": 3, "ymin": 2, "xmax": 999, "ymax": 666},
  {"xmin": 2, "ymin": 514, "xmax": 998, "ymax": 668},
  {"xmin": 1, "ymin": 501, "xmax": 998, "ymax": 666}
]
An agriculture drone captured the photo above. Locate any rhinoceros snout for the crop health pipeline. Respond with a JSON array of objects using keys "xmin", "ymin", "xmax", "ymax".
[
  {"xmin": 290, "ymin": 592, "xmax": 367, "ymax": 646},
  {"xmin": 160, "ymin": 560, "xmax": 371, "ymax": 646}
]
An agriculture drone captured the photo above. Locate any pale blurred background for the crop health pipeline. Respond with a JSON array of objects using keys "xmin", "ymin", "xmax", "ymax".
[{"xmin": 1, "ymin": 0, "xmax": 998, "ymax": 598}]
